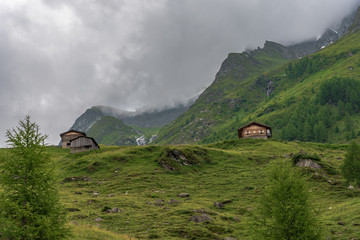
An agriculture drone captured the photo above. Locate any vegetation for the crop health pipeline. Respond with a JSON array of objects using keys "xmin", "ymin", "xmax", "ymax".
[
  {"xmin": 0, "ymin": 116, "xmax": 68, "ymax": 239},
  {"xmin": 253, "ymin": 160, "xmax": 322, "ymax": 240},
  {"xmin": 1, "ymin": 139, "xmax": 358, "ymax": 239},
  {"xmin": 341, "ymin": 141, "xmax": 360, "ymax": 186},
  {"xmin": 86, "ymin": 116, "xmax": 139, "ymax": 146}
]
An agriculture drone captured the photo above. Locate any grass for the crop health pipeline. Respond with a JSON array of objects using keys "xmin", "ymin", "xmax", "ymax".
[
  {"xmin": 69, "ymin": 224, "xmax": 137, "ymax": 240},
  {"xmin": 2, "ymin": 139, "xmax": 360, "ymax": 239},
  {"xmin": 17, "ymin": 139, "xmax": 355, "ymax": 239}
]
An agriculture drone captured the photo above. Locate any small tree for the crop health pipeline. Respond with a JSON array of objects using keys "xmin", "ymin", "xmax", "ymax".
[
  {"xmin": 253, "ymin": 160, "xmax": 322, "ymax": 240},
  {"xmin": 0, "ymin": 116, "xmax": 68, "ymax": 239},
  {"xmin": 341, "ymin": 141, "xmax": 360, "ymax": 186}
]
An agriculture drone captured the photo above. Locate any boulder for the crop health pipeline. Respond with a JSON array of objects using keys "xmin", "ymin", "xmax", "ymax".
[
  {"xmin": 214, "ymin": 202, "xmax": 225, "ymax": 209},
  {"xmin": 178, "ymin": 193, "xmax": 190, "ymax": 198},
  {"xmin": 168, "ymin": 199, "xmax": 179, "ymax": 204},
  {"xmin": 189, "ymin": 214, "xmax": 212, "ymax": 223},
  {"xmin": 107, "ymin": 207, "xmax": 123, "ymax": 213},
  {"xmin": 295, "ymin": 159, "xmax": 321, "ymax": 169}
]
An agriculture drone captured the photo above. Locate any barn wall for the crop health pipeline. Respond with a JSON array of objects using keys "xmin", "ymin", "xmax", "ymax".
[
  {"xmin": 70, "ymin": 137, "xmax": 98, "ymax": 153},
  {"xmin": 61, "ymin": 132, "xmax": 85, "ymax": 148}
]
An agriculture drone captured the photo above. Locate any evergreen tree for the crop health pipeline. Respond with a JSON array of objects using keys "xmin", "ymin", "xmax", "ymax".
[
  {"xmin": 341, "ymin": 141, "xmax": 360, "ymax": 186},
  {"xmin": 344, "ymin": 112, "xmax": 353, "ymax": 132},
  {"xmin": 0, "ymin": 116, "xmax": 68, "ymax": 239},
  {"xmin": 337, "ymin": 100, "xmax": 345, "ymax": 117},
  {"xmin": 314, "ymin": 122, "xmax": 327, "ymax": 142},
  {"xmin": 253, "ymin": 160, "xmax": 322, "ymax": 240},
  {"xmin": 303, "ymin": 119, "xmax": 313, "ymax": 142}
]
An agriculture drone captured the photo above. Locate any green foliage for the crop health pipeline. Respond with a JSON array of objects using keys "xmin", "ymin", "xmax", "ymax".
[
  {"xmin": 316, "ymin": 77, "xmax": 360, "ymax": 111},
  {"xmin": 341, "ymin": 141, "xmax": 360, "ymax": 186},
  {"xmin": 253, "ymin": 160, "xmax": 322, "ymax": 240},
  {"xmin": 0, "ymin": 116, "xmax": 68, "ymax": 239},
  {"xmin": 86, "ymin": 116, "xmax": 138, "ymax": 146}
]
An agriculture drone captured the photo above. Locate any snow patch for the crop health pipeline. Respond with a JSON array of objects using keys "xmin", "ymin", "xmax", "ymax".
[
  {"xmin": 136, "ymin": 136, "xmax": 146, "ymax": 145},
  {"xmin": 330, "ymin": 28, "xmax": 339, "ymax": 35},
  {"xmin": 149, "ymin": 134, "xmax": 157, "ymax": 144}
]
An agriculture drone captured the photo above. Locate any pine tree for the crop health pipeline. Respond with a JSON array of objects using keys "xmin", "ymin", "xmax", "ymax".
[
  {"xmin": 341, "ymin": 141, "xmax": 360, "ymax": 186},
  {"xmin": 253, "ymin": 160, "xmax": 322, "ymax": 240},
  {"xmin": 0, "ymin": 116, "xmax": 68, "ymax": 239},
  {"xmin": 303, "ymin": 119, "xmax": 313, "ymax": 142},
  {"xmin": 314, "ymin": 122, "xmax": 327, "ymax": 143}
]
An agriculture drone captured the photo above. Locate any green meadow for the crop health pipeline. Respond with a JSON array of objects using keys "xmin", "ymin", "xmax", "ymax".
[{"xmin": 20, "ymin": 139, "xmax": 359, "ymax": 239}]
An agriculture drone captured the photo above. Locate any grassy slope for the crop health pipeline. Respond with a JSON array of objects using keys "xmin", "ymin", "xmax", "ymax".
[
  {"xmin": 155, "ymin": 30, "xmax": 360, "ymax": 145},
  {"xmin": 32, "ymin": 140, "xmax": 360, "ymax": 239},
  {"xmin": 86, "ymin": 116, "xmax": 139, "ymax": 146}
]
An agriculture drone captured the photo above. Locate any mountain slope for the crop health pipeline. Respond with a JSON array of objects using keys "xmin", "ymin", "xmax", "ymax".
[
  {"xmin": 154, "ymin": 41, "xmax": 297, "ymax": 144},
  {"xmin": 86, "ymin": 116, "xmax": 139, "ymax": 146},
  {"xmin": 287, "ymin": 7, "xmax": 358, "ymax": 57},
  {"xmin": 155, "ymin": 9, "xmax": 360, "ymax": 145},
  {"xmin": 69, "ymin": 103, "xmax": 193, "ymax": 146}
]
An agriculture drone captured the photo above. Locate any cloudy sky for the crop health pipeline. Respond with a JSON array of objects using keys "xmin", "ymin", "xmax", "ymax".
[{"xmin": 0, "ymin": 0, "xmax": 359, "ymax": 146}]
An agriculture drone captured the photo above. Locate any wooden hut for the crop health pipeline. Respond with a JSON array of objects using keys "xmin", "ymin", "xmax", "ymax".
[
  {"xmin": 60, "ymin": 130, "xmax": 86, "ymax": 148},
  {"xmin": 238, "ymin": 122, "xmax": 272, "ymax": 139},
  {"xmin": 70, "ymin": 136, "xmax": 99, "ymax": 153}
]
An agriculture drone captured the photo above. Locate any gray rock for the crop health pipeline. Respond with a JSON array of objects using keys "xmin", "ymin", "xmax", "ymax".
[
  {"xmin": 189, "ymin": 214, "xmax": 212, "ymax": 223},
  {"xmin": 94, "ymin": 217, "xmax": 103, "ymax": 222},
  {"xmin": 178, "ymin": 193, "xmax": 190, "ymax": 198},
  {"xmin": 168, "ymin": 199, "xmax": 179, "ymax": 204},
  {"xmin": 107, "ymin": 207, "xmax": 123, "ymax": 213},
  {"xmin": 295, "ymin": 159, "xmax": 321, "ymax": 169},
  {"xmin": 214, "ymin": 201, "xmax": 225, "ymax": 209}
]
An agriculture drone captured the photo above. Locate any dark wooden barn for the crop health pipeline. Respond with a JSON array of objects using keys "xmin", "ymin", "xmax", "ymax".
[
  {"xmin": 238, "ymin": 122, "xmax": 272, "ymax": 139},
  {"xmin": 70, "ymin": 136, "xmax": 99, "ymax": 153},
  {"xmin": 60, "ymin": 130, "xmax": 86, "ymax": 148}
]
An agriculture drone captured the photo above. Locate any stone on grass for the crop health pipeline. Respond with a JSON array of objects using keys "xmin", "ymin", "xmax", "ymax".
[
  {"xmin": 178, "ymin": 193, "xmax": 190, "ymax": 198},
  {"xmin": 168, "ymin": 199, "xmax": 179, "ymax": 204},
  {"xmin": 189, "ymin": 214, "xmax": 212, "ymax": 223},
  {"xmin": 214, "ymin": 201, "xmax": 225, "ymax": 209}
]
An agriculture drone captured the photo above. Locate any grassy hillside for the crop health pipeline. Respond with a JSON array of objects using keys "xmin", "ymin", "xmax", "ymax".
[
  {"xmin": 19, "ymin": 140, "xmax": 360, "ymax": 239},
  {"xmin": 155, "ymin": 28, "xmax": 360, "ymax": 145},
  {"xmin": 86, "ymin": 116, "xmax": 139, "ymax": 146}
]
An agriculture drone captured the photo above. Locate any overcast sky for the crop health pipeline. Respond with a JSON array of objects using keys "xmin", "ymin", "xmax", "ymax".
[{"xmin": 0, "ymin": 0, "xmax": 359, "ymax": 146}]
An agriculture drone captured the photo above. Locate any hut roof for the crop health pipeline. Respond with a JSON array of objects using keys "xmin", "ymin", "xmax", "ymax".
[
  {"xmin": 70, "ymin": 136, "xmax": 99, "ymax": 148},
  {"xmin": 60, "ymin": 129, "xmax": 86, "ymax": 137},
  {"xmin": 238, "ymin": 121, "xmax": 272, "ymax": 132}
]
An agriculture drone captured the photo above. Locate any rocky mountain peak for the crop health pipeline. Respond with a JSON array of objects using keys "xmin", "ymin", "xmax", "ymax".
[
  {"xmin": 288, "ymin": 6, "xmax": 360, "ymax": 57},
  {"xmin": 347, "ymin": 6, "xmax": 360, "ymax": 34}
]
